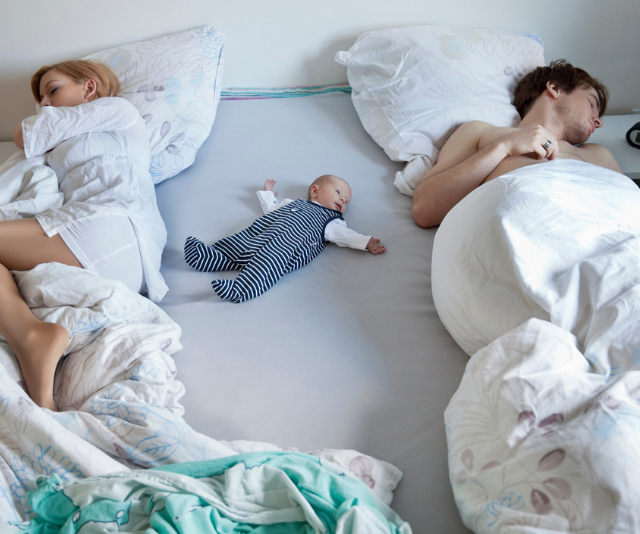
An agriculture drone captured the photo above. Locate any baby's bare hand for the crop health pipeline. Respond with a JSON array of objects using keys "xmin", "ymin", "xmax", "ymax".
[
  {"xmin": 264, "ymin": 179, "xmax": 277, "ymax": 194},
  {"xmin": 366, "ymin": 238, "xmax": 386, "ymax": 255}
]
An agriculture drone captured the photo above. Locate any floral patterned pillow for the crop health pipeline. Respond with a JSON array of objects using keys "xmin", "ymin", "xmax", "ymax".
[{"xmin": 85, "ymin": 26, "xmax": 224, "ymax": 184}]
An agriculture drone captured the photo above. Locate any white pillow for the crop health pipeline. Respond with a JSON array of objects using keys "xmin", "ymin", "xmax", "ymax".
[
  {"xmin": 335, "ymin": 25, "xmax": 544, "ymax": 196},
  {"xmin": 84, "ymin": 26, "xmax": 224, "ymax": 184}
]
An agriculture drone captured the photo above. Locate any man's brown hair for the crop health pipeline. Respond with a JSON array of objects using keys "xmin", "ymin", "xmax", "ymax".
[{"xmin": 514, "ymin": 59, "xmax": 608, "ymax": 119}]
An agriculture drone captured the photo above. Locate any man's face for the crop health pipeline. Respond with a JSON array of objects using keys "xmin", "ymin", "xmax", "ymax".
[{"xmin": 554, "ymin": 85, "xmax": 603, "ymax": 145}]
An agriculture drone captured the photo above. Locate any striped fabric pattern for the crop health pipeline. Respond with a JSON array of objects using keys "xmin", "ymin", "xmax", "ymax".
[
  {"xmin": 185, "ymin": 200, "xmax": 343, "ymax": 303},
  {"xmin": 221, "ymin": 84, "xmax": 352, "ymax": 100}
]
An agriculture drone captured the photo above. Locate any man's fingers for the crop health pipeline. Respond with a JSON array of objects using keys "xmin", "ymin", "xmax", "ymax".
[
  {"xmin": 540, "ymin": 137, "xmax": 556, "ymax": 159},
  {"xmin": 533, "ymin": 145, "xmax": 547, "ymax": 159}
]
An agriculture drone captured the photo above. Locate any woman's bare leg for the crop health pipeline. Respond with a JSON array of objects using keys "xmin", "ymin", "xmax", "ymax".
[{"xmin": 0, "ymin": 219, "xmax": 82, "ymax": 410}]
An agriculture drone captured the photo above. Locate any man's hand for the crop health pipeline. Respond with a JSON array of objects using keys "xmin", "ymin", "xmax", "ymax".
[
  {"xmin": 13, "ymin": 121, "xmax": 24, "ymax": 149},
  {"xmin": 498, "ymin": 125, "xmax": 558, "ymax": 160},
  {"xmin": 263, "ymin": 179, "xmax": 277, "ymax": 194},
  {"xmin": 366, "ymin": 238, "xmax": 386, "ymax": 255}
]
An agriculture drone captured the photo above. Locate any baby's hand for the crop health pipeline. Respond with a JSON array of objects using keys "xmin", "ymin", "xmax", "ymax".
[
  {"xmin": 264, "ymin": 179, "xmax": 277, "ymax": 194},
  {"xmin": 366, "ymin": 238, "xmax": 386, "ymax": 255}
]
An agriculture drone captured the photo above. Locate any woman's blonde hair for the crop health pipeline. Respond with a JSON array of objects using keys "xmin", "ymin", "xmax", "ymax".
[{"xmin": 31, "ymin": 60, "xmax": 120, "ymax": 103}]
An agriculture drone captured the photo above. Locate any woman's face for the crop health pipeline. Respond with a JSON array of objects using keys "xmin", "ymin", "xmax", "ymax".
[{"xmin": 38, "ymin": 70, "xmax": 94, "ymax": 108}]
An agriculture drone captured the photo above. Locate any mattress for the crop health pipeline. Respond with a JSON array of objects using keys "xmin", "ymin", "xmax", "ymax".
[
  {"xmin": 154, "ymin": 94, "xmax": 470, "ymax": 532},
  {"xmin": 0, "ymin": 94, "xmax": 471, "ymax": 532}
]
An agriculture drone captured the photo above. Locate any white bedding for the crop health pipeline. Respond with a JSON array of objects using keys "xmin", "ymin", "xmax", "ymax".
[
  {"xmin": 0, "ymin": 146, "xmax": 406, "ymax": 530},
  {"xmin": 435, "ymin": 159, "xmax": 640, "ymax": 532}
]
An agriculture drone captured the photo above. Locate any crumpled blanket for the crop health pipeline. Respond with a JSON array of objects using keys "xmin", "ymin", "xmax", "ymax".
[
  {"xmin": 0, "ymin": 152, "xmax": 63, "ymax": 221},
  {"xmin": 433, "ymin": 159, "xmax": 640, "ymax": 533},
  {"xmin": 8, "ymin": 452, "xmax": 409, "ymax": 533},
  {"xmin": 0, "ymin": 152, "xmax": 406, "ymax": 532}
]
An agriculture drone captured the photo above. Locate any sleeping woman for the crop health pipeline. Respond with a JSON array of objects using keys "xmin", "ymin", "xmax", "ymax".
[{"xmin": 4, "ymin": 60, "xmax": 167, "ymax": 411}]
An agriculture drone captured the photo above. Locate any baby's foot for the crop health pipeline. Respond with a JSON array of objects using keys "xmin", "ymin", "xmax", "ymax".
[
  {"xmin": 16, "ymin": 322, "xmax": 68, "ymax": 411},
  {"xmin": 211, "ymin": 279, "xmax": 242, "ymax": 303},
  {"xmin": 184, "ymin": 236, "xmax": 236, "ymax": 272},
  {"xmin": 184, "ymin": 236, "xmax": 209, "ymax": 271}
]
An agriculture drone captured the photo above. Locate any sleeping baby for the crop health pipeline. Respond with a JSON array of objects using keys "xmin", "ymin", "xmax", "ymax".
[{"xmin": 184, "ymin": 174, "xmax": 386, "ymax": 302}]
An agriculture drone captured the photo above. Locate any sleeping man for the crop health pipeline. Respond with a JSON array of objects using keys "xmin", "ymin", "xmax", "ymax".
[{"xmin": 412, "ymin": 59, "xmax": 622, "ymax": 228}]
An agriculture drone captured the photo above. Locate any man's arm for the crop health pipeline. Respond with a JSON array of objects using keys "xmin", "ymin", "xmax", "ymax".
[{"xmin": 412, "ymin": 122, "xmax": 557, "ymax": 228}]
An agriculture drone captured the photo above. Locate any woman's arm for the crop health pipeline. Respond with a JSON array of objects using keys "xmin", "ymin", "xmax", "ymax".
[
  {"xmin": 13, "ymin": 122, "xmax": 24, "ymax": 149},
  {"xmin": 21, "ymin": 98, "xmax": 139, "ymax": 158}
]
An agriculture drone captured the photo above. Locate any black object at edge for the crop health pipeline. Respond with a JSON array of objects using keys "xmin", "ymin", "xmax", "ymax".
[{"xmin": 626, "ymin": 121, "xmax": 640, "ymax": 149}]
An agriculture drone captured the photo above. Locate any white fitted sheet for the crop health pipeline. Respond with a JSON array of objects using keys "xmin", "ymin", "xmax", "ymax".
[
  {"xmin": 1, "ymin": 94, "xmax": 471, "ymax": 532},
  {"xmin": 154, "ymin": 95, "xmax": 471, "ymax": 532}
]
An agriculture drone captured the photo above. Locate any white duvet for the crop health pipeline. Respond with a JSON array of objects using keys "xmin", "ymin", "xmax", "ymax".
[
  {"xmin": 434, "ymin": 159, "xmax": 640, "ymax": 532},
  {"xmin": 22, "ymin": 97, "xmax": 168, "ymax": 302},
  {"xmin": 0, "ymin": 153, "xmax": 404, "ymax": 530}
]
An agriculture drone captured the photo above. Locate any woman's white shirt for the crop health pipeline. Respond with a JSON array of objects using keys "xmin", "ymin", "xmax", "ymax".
[{"xmin": 21, "ymin": 97, "xmax": 168, "ymax": 302}]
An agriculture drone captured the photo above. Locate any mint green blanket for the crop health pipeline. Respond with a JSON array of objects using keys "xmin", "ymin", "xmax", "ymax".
[{"xmin": 7, "ymin": 452, "xmax": 410, "ymax": 533}]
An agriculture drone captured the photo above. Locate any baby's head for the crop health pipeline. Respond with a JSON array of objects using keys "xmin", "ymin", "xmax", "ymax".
[{"xmin": 308, "ymin": 174, "xmax": 352, "ymax": 214}]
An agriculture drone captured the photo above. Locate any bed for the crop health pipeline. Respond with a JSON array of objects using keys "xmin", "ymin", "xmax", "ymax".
[
  {"xmin": 1, "ymin": 22, "xmax": 638, "ymax": 534},
  {"xmin": 0, "ymin": 29, "xmax": 471, "ymax": 533}
]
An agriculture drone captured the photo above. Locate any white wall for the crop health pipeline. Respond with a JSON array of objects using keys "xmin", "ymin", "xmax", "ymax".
[{"xmin": 1, "ymin": 0, "xmax": 639, "ymax": 140}]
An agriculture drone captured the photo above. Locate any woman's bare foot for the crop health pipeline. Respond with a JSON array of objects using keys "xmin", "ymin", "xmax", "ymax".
[{"xmin": 14, "ymin": 321, "xmax": 68, "ymax": 411}]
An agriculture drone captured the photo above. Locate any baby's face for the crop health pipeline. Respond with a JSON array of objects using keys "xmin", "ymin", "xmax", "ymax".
[{"xmin": 311, "ymin": 176, "xmax": 352, "ymax": 214}]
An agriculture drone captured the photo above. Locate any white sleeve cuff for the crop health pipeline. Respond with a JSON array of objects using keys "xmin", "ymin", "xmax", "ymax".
[
  {"xmin": 256, "ymin": 190, "xmax": 279, "ymax": 213},
  {"xmin": 324, "ymin": 219, "xmax": 371, "ymax": 250}
]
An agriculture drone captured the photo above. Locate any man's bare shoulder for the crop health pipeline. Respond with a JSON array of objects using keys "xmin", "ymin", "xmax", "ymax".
[
  {"xmin": 559, "ymin": 141, "xmax": 622, "ymax": 172},
  {"xmin": 455, "ymin": 120, "xmax": 501, "ymax": 135},
  {"xmin": 437, "ymin": 121, "xmax": 496, "ymax": 165},
  {"xmin": 447, "ymin": 120, "xmax": 509, "ymax": 149},
  {"xmin": 458, "ymin": 121, "xmax": 517, "ymax": 151},
  {"xmin": 576, "ymin": 142, "xmax": 611, "ymax": 155}
]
